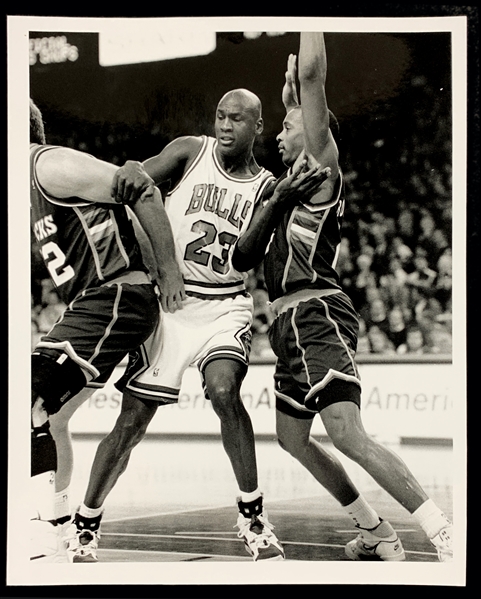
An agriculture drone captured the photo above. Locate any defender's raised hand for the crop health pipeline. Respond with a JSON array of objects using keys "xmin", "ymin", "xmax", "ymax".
[
  {"xmin": 282, "ymin": 54, "xmax": 300, "ymax": 113},
  {"xmin": 271, "ymin": 158, "xmax": 331, "ymax": 210}
]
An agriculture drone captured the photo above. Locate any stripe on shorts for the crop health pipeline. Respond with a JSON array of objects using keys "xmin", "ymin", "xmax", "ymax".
[
  {"xmin": 34, "ymin": 339, "xmax": 100, "ymax": 381},
  {"xmin": 88, "ymin": 283, "xmax": 122, "ymax": 365},
  {"xmin": 126, "ymin": 380, "xmax": 180, "ymax": 403},
  {"xmin": 274, "ymin": 389, "xmax": 317, "ymax": 414}
]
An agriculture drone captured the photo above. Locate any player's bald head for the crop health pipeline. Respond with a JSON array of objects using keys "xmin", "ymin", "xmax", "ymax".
[{"xmin": 217, "ymin": 89, "xmax": 262, "ymax": 120}]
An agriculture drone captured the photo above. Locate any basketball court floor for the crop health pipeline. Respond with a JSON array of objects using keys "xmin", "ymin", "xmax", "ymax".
[{"xmin": 67, "ymin": 434, "xmax": 454, "ymax": 564}]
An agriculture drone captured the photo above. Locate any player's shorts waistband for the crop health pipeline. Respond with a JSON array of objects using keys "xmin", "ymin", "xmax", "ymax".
[
  {"xmin": 102, "ymin": 270, "xmax": 151, "ymax": 287},
  {"xmin": 270, "ymin": 288, "xmax": 341, "ymax": 317},
  {"xmin": 184, "ymin": 279, "xmax": 247, "ymax": 300}
]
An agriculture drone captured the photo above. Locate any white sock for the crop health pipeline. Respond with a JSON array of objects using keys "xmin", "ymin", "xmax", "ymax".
[
  {"xmin": 31, "ymin": 471, "xmax": 56, "ymax": 521},
  {"xmin": 412, "ymin": 499, "xmax": 451, "ymax": 539},
  {"xmin": 78, "ymin": 503, "xmax": 103, "ymax": 519},
  {"xmin": 344, "ymin": 494, "xmax": 381, "ymax": 529},
  {"xmin": 240, "ymin": 488, "xmax": 262, "ymax": 504},
  {"xmin": 54, "ymin": 487, "xmax": 70, "ymax": 520}
]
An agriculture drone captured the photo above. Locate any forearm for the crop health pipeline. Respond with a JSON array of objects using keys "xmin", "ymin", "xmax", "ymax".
[
  {"xmin": 233, "ymin": 199, "xmax": 283, "ymax": 272},
  {"xmin": 131, "ymin": 188, "xmax": 178, "ymax": 278},
  {"xmin": 299, "ymin": 32, "xmax": 326, "ymax": 84}
]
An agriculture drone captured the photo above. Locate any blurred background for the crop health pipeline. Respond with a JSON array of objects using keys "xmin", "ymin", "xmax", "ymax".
[{"xmin": 30, "ymin": 29, "xmax": 453, "ymax": 360}]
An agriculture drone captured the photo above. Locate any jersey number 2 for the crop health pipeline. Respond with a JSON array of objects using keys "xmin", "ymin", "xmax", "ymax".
[
  {"xmin": 184, "ymin": 220, "xmax": 238, "ymax": 275},
  {"xmin": 41, "ymin": 241, "xmax": 75, "ymax": 287}
]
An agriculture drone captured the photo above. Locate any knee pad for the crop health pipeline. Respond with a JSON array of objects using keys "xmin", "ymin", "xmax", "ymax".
[
  {"xmin": 31, "ymin": 422, "xmax": 57, "ymax": 477},
  {"xmin": 32, "ymin": 352, "xmax": 87, "ymax": 415}
]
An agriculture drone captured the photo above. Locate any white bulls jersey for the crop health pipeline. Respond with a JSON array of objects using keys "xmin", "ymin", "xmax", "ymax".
[{"xmin": 165, "ymin": 136, "xmax": 275, "ymax": 299}]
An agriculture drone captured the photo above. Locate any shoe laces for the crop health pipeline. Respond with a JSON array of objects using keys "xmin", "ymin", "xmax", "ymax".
[
  {"xmin": 78, "ymin": 529, "xmax": 98, "ymax": 546},
  {"xmin": 235, "ymin": 513, "xmax": 275, "ymax": 539}
]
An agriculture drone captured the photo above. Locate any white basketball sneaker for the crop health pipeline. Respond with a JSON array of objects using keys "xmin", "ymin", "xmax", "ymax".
[
  {"xmin": 236, "ymin": 497, "xmax": 285, "ymax": 561},
  {"xmin": 345, "ymin": 519, "xmax": 406, "ymax": 561},
  {"xmin": 30, "ymin": 518, "xmax": 69, "ymax": 563},
  {"xmin": 64, "ymin": 524, "xmax": 101, "ymax": 563},
  {"xmin": 430, "ymin": 525, "xmax": 453, "ymax": 562}
]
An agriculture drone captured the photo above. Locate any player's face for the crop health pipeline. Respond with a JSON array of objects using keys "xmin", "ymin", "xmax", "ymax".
[
  {"xmin": 277, "ymin": 109, "xmax": 304, "ymax": 167},
  {"xmin": 214, "ymin": 97, "xmax": 261, "ymax": 157}
]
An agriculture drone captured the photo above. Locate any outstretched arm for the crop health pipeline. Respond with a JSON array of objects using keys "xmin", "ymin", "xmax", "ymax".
[
  {"xmin": 35, "ymin": 147, "xmax": 120, "ymax": 204},
  {"xmin": 35, "ymin": 146, "xmax": 186, "ymax": 312},
  {"xmin": 110, "ymin": 136, "xmax": 202, "ymax": 203},
  {"xmin": 233, "ymin": 161, "xmax": 331, "ymax": 272},
  {"xmin": 298, "ymin": 32, "xmax": 331, "ymax": 163}
]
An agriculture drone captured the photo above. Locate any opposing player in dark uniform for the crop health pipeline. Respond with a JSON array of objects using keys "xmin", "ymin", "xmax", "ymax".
[
  {"xmin": 233, "ymin": 33, "xmax": 453, "ymax": 562},
  {"xmin": 29, "ymin": 99, "xmax": 185, "ymax": 562}
]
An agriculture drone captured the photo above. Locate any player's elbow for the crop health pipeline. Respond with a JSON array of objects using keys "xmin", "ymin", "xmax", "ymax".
[{"xmin": 232, "ymin": 247, "xmax": 258, "ymax": 273}]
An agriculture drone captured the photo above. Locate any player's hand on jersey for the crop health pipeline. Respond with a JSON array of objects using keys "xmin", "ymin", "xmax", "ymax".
[
  {"xmin": 111, "ymin": 160, "xmax": 156, "ymax": 205},
  {"xmin": 272, "ymin": 158, "xmax": 331, "ymax": 210},
  {"xmin": 282, "ymin": 54, "xmax": 300, "ymax": 113},
  {"xmin": 156, "ymin": 268, "xmax": 187, "ymax": 314}
]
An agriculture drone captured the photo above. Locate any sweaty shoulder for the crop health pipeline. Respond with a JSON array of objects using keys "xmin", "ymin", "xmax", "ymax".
[{"xmin": 167, "ymin": 135, "xmax": 204, "ymax": 162}]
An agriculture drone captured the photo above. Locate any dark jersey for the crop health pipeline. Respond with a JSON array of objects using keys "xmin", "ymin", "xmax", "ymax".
[
  {"xmin": 30, "ymin": 143, "xmax": 148, "ymax": 304},
  {"xmin": 264, "ymin": 168, "xmax": 345, "ymax": 303}
]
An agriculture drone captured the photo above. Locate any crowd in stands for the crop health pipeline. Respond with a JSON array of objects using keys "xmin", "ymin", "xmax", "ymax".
[{"xmin": 31, "ymin": 72, "xmax": 453, "ymax": 360}]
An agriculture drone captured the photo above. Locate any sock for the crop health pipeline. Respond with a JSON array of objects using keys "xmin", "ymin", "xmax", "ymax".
[
  {"xmin": 74, "ymin": 503, "xmax": 104, "ymax": 532},
  {"xmin": 31, "ymin": 471, "xmax": 56, "ymax": 521},
  {"xmin": 240, "ymin": 488, "xmax": 262, "ymax": 504},
  {"xmin": 54, "ymin": 487, "xmax": 70, "ymax": 521},
  {"xmin": 238, "ymin": 491, "xmax": 263, "ymax": 518},
  {"xmin": 412, "ymin": 499, "xmax": 451, "ymax": 539},
  {"xmin": 344, "ymin": 494, "xmax": 381, "ymax": 530}
]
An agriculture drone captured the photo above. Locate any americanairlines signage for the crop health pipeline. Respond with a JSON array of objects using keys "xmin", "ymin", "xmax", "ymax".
[{"xmin": 69, "ymin": 361, "xmax": 455, "ymax": 442}]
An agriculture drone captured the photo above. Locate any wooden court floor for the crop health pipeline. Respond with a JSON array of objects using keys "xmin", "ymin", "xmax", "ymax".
[{"xmin": 68, "ymin": 435, "xmax": 454, "ymax": 564}]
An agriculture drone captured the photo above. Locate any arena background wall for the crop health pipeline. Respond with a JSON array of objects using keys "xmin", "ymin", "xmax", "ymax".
[{"xmin": 68, "ymin": 357, "xmax": 453, "ymax": 443}]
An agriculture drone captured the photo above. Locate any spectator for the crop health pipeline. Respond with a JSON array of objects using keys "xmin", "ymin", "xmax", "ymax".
[
  {"xmin": 386, "ymin": 306, "xmax": 408, "ymax": 353},
  {"xmin": 367, "ymin": 326, "xmax": 396, "ymax": 355},
  {"xmin": 364, "ymin": 297, "xmax": 390, "ymax": 338},
  {"xmin": 405, "ymin": 325, "xmax": 427, "ymax": 355},
  {"xmin": 406, "ymin": 249, "xmax": 437, "ymax": 296}
]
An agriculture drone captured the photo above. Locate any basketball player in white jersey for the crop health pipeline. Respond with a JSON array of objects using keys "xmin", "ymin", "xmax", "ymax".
[{"xmin": 64, "ymin": 88, "xmax": 329, "ymax": 562}]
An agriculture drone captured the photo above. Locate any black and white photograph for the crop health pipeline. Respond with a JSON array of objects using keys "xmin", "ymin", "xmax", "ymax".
[{"xmin": 7, "ymin": 13, "xmax": 469, "ymax": 587}]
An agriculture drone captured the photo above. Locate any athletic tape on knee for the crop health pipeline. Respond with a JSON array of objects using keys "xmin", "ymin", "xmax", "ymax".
[
  {"xmin": 32, "ymin": 352, "xmax": 87, "ymax": 415},
  {"xmin": 31, "ymin": 422, "xmax": 57, "ymax": 477}
]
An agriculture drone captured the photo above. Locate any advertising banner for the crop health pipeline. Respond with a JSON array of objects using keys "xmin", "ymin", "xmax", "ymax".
[{"xmin": 68, "ymin": 361, "xmax": 453, "ymax": 441}]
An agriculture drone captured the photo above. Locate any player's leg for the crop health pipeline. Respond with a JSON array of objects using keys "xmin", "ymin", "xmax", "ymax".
[
  {"xmin": 31, "ymin": 349, "xmax": 89, "ymax": 562},
  {"xmin": 275, "ymin": 378, "xmax": 404, "ymax": 561},
  {"xmin": 65, "ymin": 389, "xmax": 158, "ymax": 563},
  {"xmin": 276, "ymin": 408, "xmax": 360, "ymax": 505},
  {"xmin": 203, "ymin": 358, "xmax": 284, "ymax": 561},
  {"xmin": 319, "ymin": 392, "xmax": 452, "ymax": 561},
  {"xmin": 270, "ymin": 295, "xmax": 406, "ymax": 561},
  {"xmin": 49, "ymin": 387, "xmax": 95, "ymax": 525},
  {"xmin": 204, "ymin": 358, "xmax": 256, "ymax": 493}
]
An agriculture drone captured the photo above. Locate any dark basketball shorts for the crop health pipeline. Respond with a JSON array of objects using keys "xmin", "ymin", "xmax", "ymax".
[
  {"xmin": 33, "ymin": 281, "xmax": 159, "ymax": 386},
  {"xmin": 268, "ymin": 290, "xmax": 362, "ymax": 419}
]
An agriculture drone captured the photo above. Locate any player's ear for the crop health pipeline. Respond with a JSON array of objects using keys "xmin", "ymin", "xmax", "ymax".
[{"xmin": 255, "ymin": 118, "xmax": 264, "ymax": 135}]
